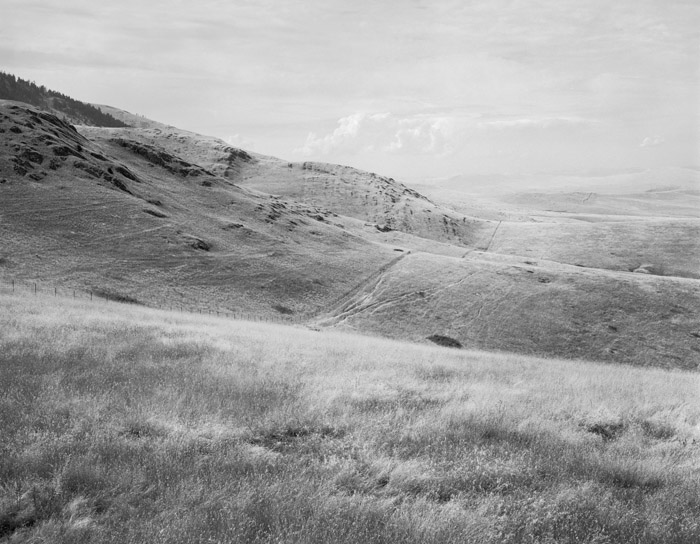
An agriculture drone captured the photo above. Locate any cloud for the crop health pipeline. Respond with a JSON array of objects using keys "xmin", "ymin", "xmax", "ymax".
[
  {"xmin": 295, "ymin": 110, "xmax": 602, "ymax": 162},
  {"xmin": 296, "ymin": 112, "xmax": 454, "ymax": 157},
  {"xmin": 639, "ymin": 135, "xmax": 665, "ymax": 147},
  {"xmin": 387, "ymin": 116, "xmax": 454, "ymax": 154},
  {"xmin": 4, "ymin": 0, "xmax": 695, "ymax": 177},
  {"xmin": 297, "ymin": 113, "xmax": 369, "ymax": 155},
  {"xmin": 225, "ymin": 133, "xmax": 255, "ymax": 150},
  {"xmin": 475, "ymin": 115, "xmax": 599, "ymax": 129}
]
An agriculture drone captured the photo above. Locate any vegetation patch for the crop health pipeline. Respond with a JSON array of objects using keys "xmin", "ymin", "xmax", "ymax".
[
  {"xmin": 92, "ymin": 289, "xmax": 140, "ymax": 304},
  {"xmin": 189, "ymin": 237, "xmax": 210, "ymax": 251},
  {"xmin": 114, "ymin": 165, "xmax": 139, "ymax": 182},
  {"xmin": 112, "ymin": 138, "xmax": 212, "ymax": 177},
  {"xmin": 350, "ymin": 390, "xmax": 443, "ymax": 413},
  {"xmin": 73, "ymin": 160, "xmax": 105, "ymax": 179},
  {"xmin": 249, "ymin": 423, "xmax": 346, "ymax": 453},
  {"xmin": 426, "ymin": 334, "xmax": 462, "ymax": 348},
  {"xmin": 143, "ymin": 208, "xmax": 168, "ymax": 218},
  {"xmin": 119, "ymin": 417, "xmax": 169, "ymax": 440},
  {"xmin": 639, "ymin": 419, "xmax": 676, "ymax": 440},
  {"xmin": 0, "ymin": 71, "xmax": 129, "ymax": 127},
  {"xmin": 0, "ymin": 505, "xmax": 37, "ymax": 540},
  {"xmin": 272, "ymin": 304, "xmax": 294, "ymax": 315},
  {"xmin": 52, "ymin": 144, "xmax": 83, "ymax": 158},
  {"xmin": 414, "ymin": 365, "xmax": 457, "ymax": 382},
  {"xmin": 583, "ymin": 421, "xmax": 626, "ymax": 441}
]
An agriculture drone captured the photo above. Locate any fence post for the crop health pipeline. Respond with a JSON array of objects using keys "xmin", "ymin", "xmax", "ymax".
[
  {"xmin": 12, "ymin": 280, "xmax": 14, "ymax": 292},
  {"xmin": 34, "ymin": 283, "xmax": 37, "ymax": 295}
]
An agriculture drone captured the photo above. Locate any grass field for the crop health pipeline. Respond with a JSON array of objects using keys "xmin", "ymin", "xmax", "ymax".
[{"xmin": 1, "ymin": 291, "xmax": 699, "ymax": 543}]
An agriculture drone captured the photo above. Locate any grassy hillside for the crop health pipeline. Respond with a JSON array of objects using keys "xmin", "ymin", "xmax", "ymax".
[
  {"xmin": 232, "ymin": 159, "xmax": 488, "ymax": 247},
  {"xmin": 2, "ymin": 98, "xmax": 698, "ymax": 368},
  {"xmin": 80, "ymin": 122, "xmax": 489, "ymax": 248},
  {"xmin": 1, "ymin": 291, "xmax": 699, "ymax": 543},
  {"xmin": 487, "ymin": 217, "xmax": 700, "ymax": 280},
  {"xmin": 411, "ymin": 174, "xmax": 700, "ymax": 280},
  {"xmin": 0, "ymin": 101, "xmax": 398, "ymax": 317},
  {"xmin": 318, "ymin": 251, "xmax": 700, "ymax": 370}
]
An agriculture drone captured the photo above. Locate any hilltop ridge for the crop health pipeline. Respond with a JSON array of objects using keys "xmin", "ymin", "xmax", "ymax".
[{"xmin": 0, "ymin": 72, "xmax": 128, "ymax": 127}]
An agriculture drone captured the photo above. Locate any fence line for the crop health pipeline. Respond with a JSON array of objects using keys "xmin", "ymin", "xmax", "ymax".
[{"xmin": 0, "ymin": 278, "xmax": 308, "ymax": 325}]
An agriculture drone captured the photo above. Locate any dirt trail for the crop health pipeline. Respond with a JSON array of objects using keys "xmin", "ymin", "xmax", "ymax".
[
  {"xmin": 483, "ymin": 221, "xmax": 502, "ymax": 252},
  {"xmin": 311, "ymin": 250, "xmax": 410, "ymax": 323}
]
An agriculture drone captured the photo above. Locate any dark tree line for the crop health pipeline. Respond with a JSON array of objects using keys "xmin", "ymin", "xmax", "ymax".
[{"xmin": 0, "ymin": 71, "xmax": 129, "ymax": 127}]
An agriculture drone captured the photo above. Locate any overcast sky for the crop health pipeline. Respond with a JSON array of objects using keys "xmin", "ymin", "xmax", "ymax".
[{"xmin": 2, "ymin": 0, "xmax": 698, "ymax": 179}]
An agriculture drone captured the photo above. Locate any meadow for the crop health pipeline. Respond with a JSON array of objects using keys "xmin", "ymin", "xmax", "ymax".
[{"xmin": 1, "ymin": 290, "xmax": 699, "ymax": 543}]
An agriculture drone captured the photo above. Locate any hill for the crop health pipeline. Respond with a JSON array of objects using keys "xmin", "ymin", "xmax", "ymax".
[
  {"xmin": 1, "ymin": 94, "xmax": 698, "ymax": 369},
  {"xmin": 0, "ymin": 100, "xmax": 398, "ymax": 317},
  {"xmin": 411, "ymin": 169, "xmax": 700, "ymax": 280},
  {"xmin": 316, "ymin": 251, "xmax": 700, "ymax": 370},
  {"xmin": 0, "ymin": 72, "xmax": 128, "ymax": 127},
  {"xmin": 1, "ymin": 290, "xmax": 699, "ymax": 543},
  {"xmin": 80, "ymin": 116, "xmax": 489, "ymax": 248}
]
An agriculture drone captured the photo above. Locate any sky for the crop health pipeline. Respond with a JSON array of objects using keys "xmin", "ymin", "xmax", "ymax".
[{"xmin": 2, "ymin": 0, "xmax": 699, "ymax": 180}]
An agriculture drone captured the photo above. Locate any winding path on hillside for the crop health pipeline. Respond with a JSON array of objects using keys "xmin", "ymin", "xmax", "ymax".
[
  {"xmin": 483, "ymin": 220, "xmax": 502, "ymax": 252},
  {"xmin": 309, "ymin": 250, "xmax": 410, "ymax": 322}
]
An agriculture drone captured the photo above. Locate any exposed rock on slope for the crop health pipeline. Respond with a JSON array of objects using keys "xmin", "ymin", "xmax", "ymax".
[
  {"xmin": 81, "ymin": 116, "xmax": 489, "ymax": 248},
  {"xmin": 0, "ymin": 101, "xmax": 397, "ymax": 316},
  {"xmin": 111, "ymin": 138, "xmax": 215, "ymax": 178},
  {"xmin": 234, "ymin": 159, "xmax": 488, "ymax": 247},
  {"xmin": 80, "ymin": 111, "xmax": 255, "ymax": 181},
  {"xmin": 0, "ymin": 100, "xmax": 139, "ymax": 194}
]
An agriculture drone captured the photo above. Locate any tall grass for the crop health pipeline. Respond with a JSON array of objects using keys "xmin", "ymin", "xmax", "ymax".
[{"xmin": 1, "ymin": 291, "xmax": 699, "ymax": 543}]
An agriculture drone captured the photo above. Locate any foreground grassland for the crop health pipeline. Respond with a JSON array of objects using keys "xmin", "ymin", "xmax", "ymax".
[{"xmin": 1, "ymin": 292, "xmax": 699, "ymax": 543}]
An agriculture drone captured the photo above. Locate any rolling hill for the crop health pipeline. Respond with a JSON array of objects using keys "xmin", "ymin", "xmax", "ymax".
[
  {"xmin": 412, "ymin": 168, "xmax": 700, "ymax": 280},
  {"xmin": 0, "ymin": 100, "xmax": 399, "ymax": 317},
  {"xmin": 316, "ymin": 250, "xmax": 700, "ymax": 369},
  {"xmin": 1, "ymin": 90, "xmax": 698, "ymax": 369}
]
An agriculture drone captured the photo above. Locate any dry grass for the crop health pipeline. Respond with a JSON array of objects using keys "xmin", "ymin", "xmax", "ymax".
[
  {"xmin": 1, "ymin": 290, "xmax": 699, "ymax": 543},
  {"xmin": 322, "ymin": 251, "xmax": 700, "ymax": 370},
  {"xmin": 489, "ymin": 218, "xmax": 700, "ymax": 280},
  {"xmin": 0, "ymin": 101, "xmax": 399, "ymax": 321}
]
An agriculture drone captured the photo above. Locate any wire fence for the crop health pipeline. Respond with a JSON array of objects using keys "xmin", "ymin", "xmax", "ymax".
[{"xmin": 0, "ymin": 278, "xmax": 309, "ymax": 325}]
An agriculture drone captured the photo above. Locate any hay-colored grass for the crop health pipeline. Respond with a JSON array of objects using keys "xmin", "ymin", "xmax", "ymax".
[{"xmin": 1, "ymin": 290, "xmax": 699, "ymax": 543}]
